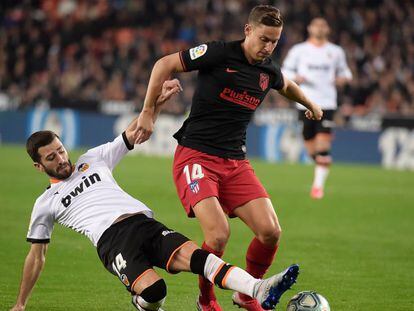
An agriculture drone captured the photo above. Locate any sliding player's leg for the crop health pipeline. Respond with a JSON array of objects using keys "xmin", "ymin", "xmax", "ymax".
[
  {"xmin": 131, "ymin": 270, "xmax": 166, "ymax": 311},
  {"xmin": 167, "ymin": 241, "xmax": 299, "ymax": 310}
]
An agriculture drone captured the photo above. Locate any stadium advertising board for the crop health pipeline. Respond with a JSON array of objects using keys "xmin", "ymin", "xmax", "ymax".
[{"xmin": 0, "ymin": 108, "xmax": 413, "ymax": 170}]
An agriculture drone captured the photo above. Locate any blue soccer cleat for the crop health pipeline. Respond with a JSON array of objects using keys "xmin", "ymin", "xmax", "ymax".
[{"xmin": 254, "ymin": 264, "xmax": 300, "ymax": 310}]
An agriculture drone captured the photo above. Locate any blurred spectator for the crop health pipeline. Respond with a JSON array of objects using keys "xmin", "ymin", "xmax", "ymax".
[{"xmin": 0, "ymin": 0, "xmax": 413, "ymax": 118}]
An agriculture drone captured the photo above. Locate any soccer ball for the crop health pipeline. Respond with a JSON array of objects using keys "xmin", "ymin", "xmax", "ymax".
[{"xmin": 286, "ymin": 291, "xmax": 330, "ymax": 311}]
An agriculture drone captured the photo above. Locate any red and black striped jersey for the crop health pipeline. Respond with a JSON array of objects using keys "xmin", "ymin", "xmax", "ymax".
[{"xmin": 174, "ymin": 40, "xmax": 284, "ymax": 159}]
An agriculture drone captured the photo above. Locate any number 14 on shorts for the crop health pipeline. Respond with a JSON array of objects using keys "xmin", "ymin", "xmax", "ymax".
[{"xmin": 183, "ymin": 164, "xmax": 204, "ymax": 194}]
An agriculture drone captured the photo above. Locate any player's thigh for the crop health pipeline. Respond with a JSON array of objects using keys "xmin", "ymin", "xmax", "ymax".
[
  {"xmin": 97, "ymin": 216, "xmax": 157, "ymax": 293},
  {"xmin": 314, "ymin": 133, "xmax": 333, "ymax": 151},
  {"xmin": 299, "ymin": 110, "xmax": 317, "ymax": 141},
  {"xmin": 219, "ymin": 160, "xmax": 269, "ymax": 217},
  {"xmin": 173, "ymin": 146, "xmax": 221, "ymax": 217},
  {"xmin": 233, "ymin": 197, "xmax": 281, "ymax": 243},
  {"xmin": 304, "ymin": 139, "xmax": 316, "ymax": 156},
  {"xmin": 132, "ymin": 269, "xmax": 163, "ymax": 295},
  {"xmin": 141, "ymin": 217, "xmax": 191, "ymax": 273},
  {"xmin": 193, "ymin": 197, "xmax": 230, "ymax": 242},
  {"xmin": 314, "ymin": 109, "xmax": 335, "ymax": 148}
]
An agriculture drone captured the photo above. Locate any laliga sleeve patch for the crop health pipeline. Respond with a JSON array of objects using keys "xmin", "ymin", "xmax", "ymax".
[{"xmin": 189, "ymin": 44, "xmax": 208, "ymax": 60}]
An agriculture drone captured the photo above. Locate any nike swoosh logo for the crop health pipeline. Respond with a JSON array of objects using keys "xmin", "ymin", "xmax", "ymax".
[
  {"xmin": 226, "ymin": 68, "xmax": 238, "ymax": 73},
  {"xmin": 54, "ymin": 191, "xmax": 59, "ymax": 195}
]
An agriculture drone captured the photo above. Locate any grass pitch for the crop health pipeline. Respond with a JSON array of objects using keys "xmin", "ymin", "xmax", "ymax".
[{"xmin": 0, "ymin": 145, "xmax": 413, "ymax": 310}]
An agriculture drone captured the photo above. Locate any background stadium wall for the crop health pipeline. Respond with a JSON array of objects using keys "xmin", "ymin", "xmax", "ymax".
[{"xmin": 1, "ymin": 108, "xmax": 413, "ymax": 170}]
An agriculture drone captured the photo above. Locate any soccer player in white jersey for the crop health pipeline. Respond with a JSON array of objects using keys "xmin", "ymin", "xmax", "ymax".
[
  {"xmin": 10, "ymin": 80, "xmax": 299, "ymax": 311},
  {"xmin": 282, "ymin": 17, "xmax": 352, "ymax": 199}
]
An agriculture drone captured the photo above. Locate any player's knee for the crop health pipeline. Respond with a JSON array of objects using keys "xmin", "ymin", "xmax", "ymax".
[
  {"xmin": 206, "ymin": 228, "xmax": 230, "ymax": 251},
  {"xmin": 136, "ymin": 279, "xmax": 167, "ymax": 310},
  {"xmin": 256, "ymin": 225, "xmax": 282, "ymax": 247},
  {"xmin": 314, "ymin": 150, "xmax": 332, "ymax": 166},
  {"xmin": 206, "ymin": 232, "xmax": 229, "ymax": 252}
]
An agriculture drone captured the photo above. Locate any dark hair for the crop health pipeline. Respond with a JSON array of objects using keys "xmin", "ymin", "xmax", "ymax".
[
  {"xmin": 248, "ymin": 5, "xmax": 283, "ymax": 27},
  {"xmin": 26, "ymin": 130, "xmax": 60, "ymax": 162}
]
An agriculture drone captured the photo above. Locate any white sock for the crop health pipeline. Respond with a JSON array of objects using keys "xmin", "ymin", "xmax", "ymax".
[
  {"xmin": 312, "ymin": 165, "xmax": 330, "ymax": 189},
  {"xmin": 203, "ymin": 254, "xmax": 259, "ymax": 297}
]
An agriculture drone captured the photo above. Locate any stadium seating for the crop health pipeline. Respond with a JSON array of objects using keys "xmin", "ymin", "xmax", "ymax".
[{"xmin": 1, "ymin": 0, "xmax": 413, "ymax": 117}]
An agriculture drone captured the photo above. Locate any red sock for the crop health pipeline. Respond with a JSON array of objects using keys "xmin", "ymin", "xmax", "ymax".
[
  {"xmin": 240, "ymin": 237, "xmax": 278, "ymax": 301},
  {"xmin": 199, "ymin": 242, "xmax": 223, "ymax": 304}
]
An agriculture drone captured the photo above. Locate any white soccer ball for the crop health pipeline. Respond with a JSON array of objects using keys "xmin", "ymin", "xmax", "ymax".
[{"xmin": 286, "ymin": 291, "xmax": 330, "ymax": 311}]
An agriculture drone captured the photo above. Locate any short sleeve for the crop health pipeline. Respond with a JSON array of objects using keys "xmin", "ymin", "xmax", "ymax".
[
  {"xmin": 81, "ymin": 132, "xmax": 133, "ymax": 171},
  {"xmin": 179, "ymin": 41, "xmax": 226, "ymax": 72},
  {"xmin": 282, "ymin": 46, "xmax": 299, "ymax": 80},
  {"xmin": 272, "ymin": 65, "xmax": 285, "ymax": 90},
  {"xmin": 336, "ymin": 48, "xmax": 352, "ymax": 79},
  {"xmin": 27, "ymin": 201, "xmax": 54, "ymax": 243}
]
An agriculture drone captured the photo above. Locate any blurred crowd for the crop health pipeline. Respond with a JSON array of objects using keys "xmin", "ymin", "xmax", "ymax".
[{"xmin": 1, "ymin": 0, "xmax": 414, "ymax": 117}]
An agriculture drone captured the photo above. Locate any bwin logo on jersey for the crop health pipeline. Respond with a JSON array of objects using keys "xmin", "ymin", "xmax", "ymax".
[{"xmin": 61, "ymin": 173, "xmax": 101, "ymax": 207}]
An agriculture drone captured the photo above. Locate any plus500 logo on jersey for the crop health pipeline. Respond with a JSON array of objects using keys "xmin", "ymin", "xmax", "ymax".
[{"xmin": 61, "ymin": 173, "xmax": 101, "ymax": 207}]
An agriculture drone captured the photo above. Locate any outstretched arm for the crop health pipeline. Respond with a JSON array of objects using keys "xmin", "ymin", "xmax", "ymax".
[
  {"xmin": 278, "ymin": 75, "xmax": 323, "ymax": 120},
  {"xmin": 10, "ymin": 243, "xmax": 48, "ymax": 311},
  {"xmin": 135, "ymin": 53, "xmax": 184, "ymax": 144},
  {"xmin": 126, "ymin": 78, "xmax": 182, "ymax": 145},
  {"xmin": 81, "ymin": 79, "xmax": 181, "ymax": 170}
]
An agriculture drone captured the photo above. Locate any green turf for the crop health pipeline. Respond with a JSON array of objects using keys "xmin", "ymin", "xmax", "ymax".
[{"xmin": 1, "ymin": 145, "xmax": 413, "ymax": 310}]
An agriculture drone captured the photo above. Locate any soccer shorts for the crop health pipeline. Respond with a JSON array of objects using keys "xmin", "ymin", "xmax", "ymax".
[
  {"xmin": 298, "ymin": 109, "xmax": 335, "ymax": 141},
  {"xmin": 97, "ymin": 213, "xmax": 190, "ymax": 293},
  {"xmin": 173, "ymin": 145, "xmax": 269, "ymax": 218}
]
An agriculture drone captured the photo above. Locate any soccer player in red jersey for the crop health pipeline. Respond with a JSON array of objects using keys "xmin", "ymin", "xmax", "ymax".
[{"xmin": 135, "ymin": 5, "xmax": 323, "ymax": 311}]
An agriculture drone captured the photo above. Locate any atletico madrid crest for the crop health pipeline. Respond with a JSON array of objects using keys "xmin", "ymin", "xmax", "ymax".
[
  {"xmin": 189, "ymin": 180, "xmax": 200, "ymax": 194},
  {"xmin": 259, "ymin": 73, "xmax": 269, "ymax": 91}
]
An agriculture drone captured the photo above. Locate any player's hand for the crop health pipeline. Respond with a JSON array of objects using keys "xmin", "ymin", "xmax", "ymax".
[
  {"xmin": 335, "ymin": 77, "xmax": 349, "ymax": 87},
  {"xmin": 295, "ymin": 75, "xmax": 306, "ymax": 84},
  {"xmin": 305, "ymin": 104, "xmax": 323, "ymax": 121},
  {"xmin": 134, "ymin": 109, "xmax": 154, "ymax": 144},
  {"xmin": 134, "ymin": 79, "xmax": 183, "ymax": 144},
  {"xmin": 156, "ymin": 79, "xmax": 182, "ymax": 106}
]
